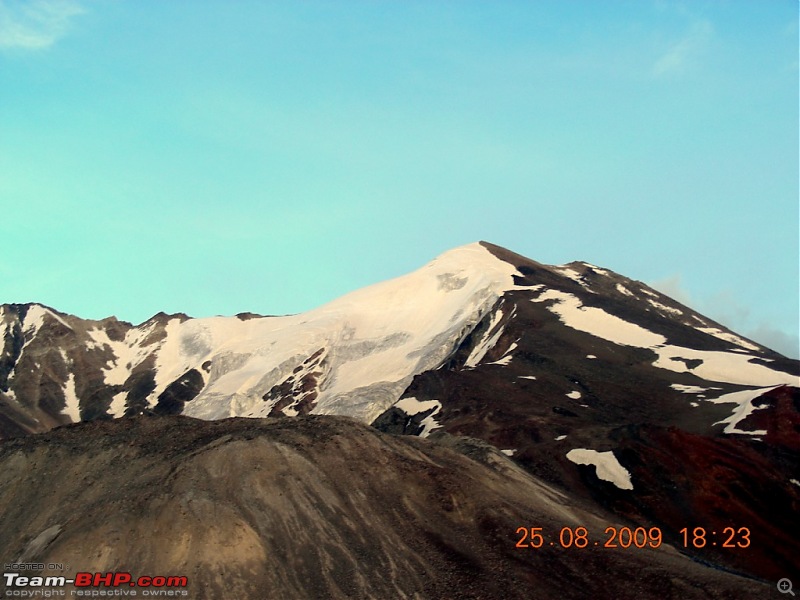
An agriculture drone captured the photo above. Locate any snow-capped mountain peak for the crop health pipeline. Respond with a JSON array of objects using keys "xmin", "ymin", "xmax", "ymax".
[{"xmin": 0, "ymin": 242, "xmax": 796, "ymax": 440}]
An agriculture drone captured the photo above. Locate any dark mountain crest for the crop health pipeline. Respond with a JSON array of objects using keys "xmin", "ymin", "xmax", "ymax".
[
  {"xmin": 141, "ymin": 311, "xmax": 191, "ymax": 326},
  {"xmin": 236, "ymin": 311, "xmax": 263, "ymax": 321}
]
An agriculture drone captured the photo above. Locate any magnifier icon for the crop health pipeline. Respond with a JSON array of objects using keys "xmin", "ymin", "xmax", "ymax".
[{"xmin": 778, "ymin": 579, "xmax": 795, "ymax": 596}]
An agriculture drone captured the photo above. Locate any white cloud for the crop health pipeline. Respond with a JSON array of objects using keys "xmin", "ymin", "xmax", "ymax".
[
  {"xmin": 746, "ymin": 324, "xmax": 799, "ymax": 361},
  {"xmin": 650, "ymin": 274, "xmax": 799, "ymax": 359},
  {"xmin": 652, "ymin": 19, "xmax": 713, "ymax": 77},
  {"xmin": 0, "ymin": 0, "xmax": 85, "ymax": 50},
  {"xmin": 650, "ymin": 274, "xmax": 692, "ymax": 306}
]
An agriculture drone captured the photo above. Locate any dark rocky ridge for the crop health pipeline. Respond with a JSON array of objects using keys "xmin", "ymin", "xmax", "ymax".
[{"xmin": 0, "ymin": 415, "xmax": 769, "ymax": 599}]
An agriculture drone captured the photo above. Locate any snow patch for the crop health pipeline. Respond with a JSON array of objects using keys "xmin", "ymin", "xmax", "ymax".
[
  {"xmin": 394, "ymin": 397, "xmax": 443, "ymax": 437},
  {"xmin": 500, "ymin": 449, "xmax": 516, "ymax": 457},
  {"xmin": 653, "ymin": 348, "xmax": 798, "ymax": 387},
  {"xmin": 518, "ymin": 375, "xmax": 537, "ymax": 380},
  {"xmin": 586, "ymin": 355, "xmax": 596, "ymax": 359},
  {"xmin": 566, "ymin": 391, "xmax": 582, "ymax": 400},
  {"xmin": 57, "ymin": 349, "xmax": 79, "ymax": 422},
  {"xmin": 532, "ymin": 289, "xmax": 666, "ymax": 348},
  {"xmin": 566, "ymin": 449, "xmax": 633, "ymax": 490},
  {"xmin": 696, "ymin": 327, "xmax": 760, "ymax": 352},
  {"xmin": 707, "ymin": 386, "xmax": 776, "ymax": 435},
  {"xmin": 556, "ymin": 267, "xmax": 583, "ymax": 283},
  {"xmin": 109, "ymin": 391, "xmax": 128, "ymax": 418},
  {"xmin": 616, "ymin": 284, "xmax": 634, "ymax": 297},
  {"xmin": 554, "ymin": 266, "xmax": 595, "ymax": 292},
  {"xmin": 647, "ymin": 299, "xmax": 683, "ymax": 316},
  {"xmin": 555, "ymin": 435, "xmax": 567, "ymax": 441},
  {"xmin": 670, "ymin": 384, "xmax": 713, "ymax": 394},
  {"xmin": 582, "ymin": 263, "xmax": 610, "ymax": 276},
  {"xmin": 394, "ymin": 396, "xmax": 440, "ymax": 416}
]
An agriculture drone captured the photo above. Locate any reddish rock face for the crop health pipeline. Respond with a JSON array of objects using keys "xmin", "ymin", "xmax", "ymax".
[{"xmin": 599, "ymin": 419, "xmax": 799, "ymax": 581}]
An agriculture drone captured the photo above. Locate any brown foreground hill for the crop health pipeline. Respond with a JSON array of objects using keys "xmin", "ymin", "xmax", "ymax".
[{"xmin": 0, "ymin": 415, "xmax": 769, "ymax": 599}]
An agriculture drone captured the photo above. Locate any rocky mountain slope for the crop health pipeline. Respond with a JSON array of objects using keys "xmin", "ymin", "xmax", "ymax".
[{"xmin": 0, "ymin": 415, "xmax": 771, "ymax": 600}]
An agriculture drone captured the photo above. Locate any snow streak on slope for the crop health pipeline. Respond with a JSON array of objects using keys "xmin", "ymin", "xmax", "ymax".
[
  {"xmin": 487, "ymin": 341, "xmax": 517, "ymax": 366},
  {"xmin": 616, "ymin": 284, "xmax": 635, "ymax": 297},
  {"xmin": 695, "ymin": 327, "xmax": 760, "ymax": 352},
  {"xmin": 708, "ymin": 387, "xmax": 775, "ymax": 435},
  {"xmin": 24, "ymin": 305, "xmax": 71, "ymax": 332},
  {"xmin": 647, "ymin": 298, "xmax": 683, "ymax": 316},
  {"xmin": 465, "ymin": 309, "xmax": 506, "ymax": 368},
  {"xmin": 532, "ymin": 289, "xmax": 666, "ymax": 347},
  {"xmin": 58, "ymin": 349, "xmax": 80, "ymax": 422},
  {"xmin": 671, "ymin": 384, "xmax": 713, "ymax": 394},
  {"xmin": 60, "ymin": 373, "xmax": 80, "ymax": 422}
]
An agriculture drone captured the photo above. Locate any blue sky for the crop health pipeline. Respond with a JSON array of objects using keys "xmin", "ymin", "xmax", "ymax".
[{"xmin": 0, "ymin": 0, "xmax": 797, "ymax": 357}]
